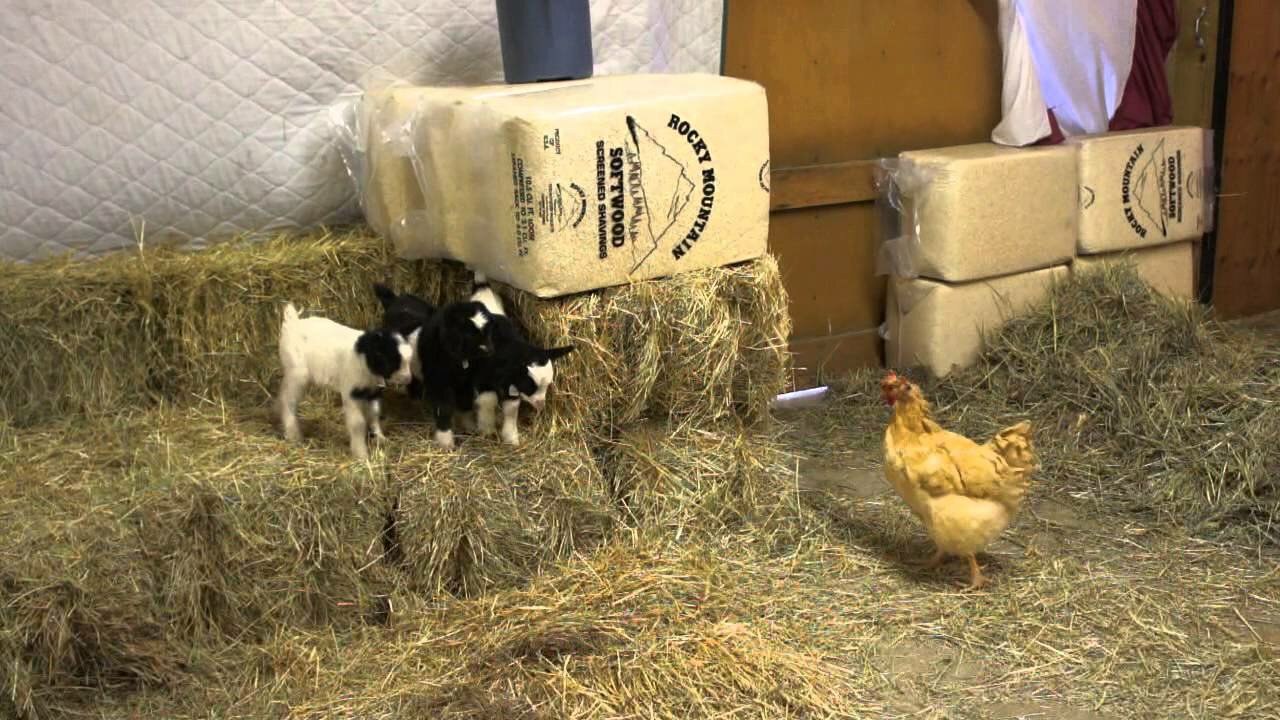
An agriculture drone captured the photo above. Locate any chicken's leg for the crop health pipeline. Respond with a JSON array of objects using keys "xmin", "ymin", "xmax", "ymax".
[{"xmin": 965, "ymin": 554, "xmax": 989, "ymax": 590}]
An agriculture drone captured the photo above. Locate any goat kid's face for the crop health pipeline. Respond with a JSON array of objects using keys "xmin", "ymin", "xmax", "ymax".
[
  {"xmin": 445, "ymin": 302, "xmax": 495, "ymax": 362},
  {"xmin": 356, "ymin": 328, "xmax": 418, "ymax": 386},
  {"xmin": 511, "ymin": 345, "xmax": 574, "ymax": 410}
]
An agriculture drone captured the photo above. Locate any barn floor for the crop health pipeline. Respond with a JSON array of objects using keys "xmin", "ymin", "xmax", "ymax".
[{"xmin": 776, "ymin": 387, "xmax": 1280, "ymax": 719}]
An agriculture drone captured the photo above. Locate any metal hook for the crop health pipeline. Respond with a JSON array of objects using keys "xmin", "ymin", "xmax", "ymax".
[{"xmin": 1194, "ymin": 6, "xmax": 1208, "ymax": 50}]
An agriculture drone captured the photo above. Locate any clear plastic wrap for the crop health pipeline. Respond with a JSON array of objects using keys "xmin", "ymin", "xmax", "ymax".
[
  {"xmin": 873, "ymin": 157, "xmax": 936, "ymax": 280},
  {"xmin": 336, "ymin": 74, "xmax": 772, "ymax": 298},
  {"xmin": 873, "ymin": 143, "xmax": 1078, "ymax": 283}
]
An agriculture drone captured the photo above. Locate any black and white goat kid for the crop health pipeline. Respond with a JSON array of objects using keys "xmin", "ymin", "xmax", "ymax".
[
  {"xmin": 410, "ymin": 298, "xmax": 496, "ymax": 450},
  {"xmin": 371, "ymin": 282, "xmax": 496, "ymax": 449},
  {"xmin": 371, "ymin": 282, "xmax": 436, "ymax": 398},
  {"xmin": 277, "ymin": 303, "xmax": 417, "ymax": 460},
  {"xmin": 467, "ymin": 274, "xmax": 574, "ymax": 446}
]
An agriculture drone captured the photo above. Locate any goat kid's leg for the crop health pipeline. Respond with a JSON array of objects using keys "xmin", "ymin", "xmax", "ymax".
[
  {"xmin": 457, "ymin": 390, "xmax": 477, "ymax": 433},
  {"xmin": 500, "ymin": 399, "xmax": 521, "ymax": 446},
  {"xmin": 475, "ymin": 392, "xmax": 499, "ymax": 436},
  {"xmin": 363, "ymin": 399, "xmax": 385, "ymax": 441},
  {"xmin": 344, "ymin": 399, "xmax": 370, "ymax": 460},
  {"xmin": 432, "ymin": 403, "xmax": 457, "ymax": 450},
  {"xmin": 278, "ymin": 371, "xmax": 307, "ymax": 443}
]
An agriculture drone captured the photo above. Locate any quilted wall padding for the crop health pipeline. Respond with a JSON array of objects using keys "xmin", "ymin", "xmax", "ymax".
[{"xmin": 0, "ymin": 0, "xmax": 724, "ymax": 262}]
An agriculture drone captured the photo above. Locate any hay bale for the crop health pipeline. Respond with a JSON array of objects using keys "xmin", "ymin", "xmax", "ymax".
[
  {"xmin": 237, "ymin": 537, "xmax": 873, "ymax": 720},
  {"xmin": 503, "ymin": 256, "xmax": 790, "ymax": 434},
  {"xmin": 127, "ymin": 405, "xmax": 398, "ymax": 637},
  {"xmin": 0, "ymin": 403, "xmax": 404, "ymax": 717},
  {"xmin": 602, "ymin": 421, "xmax": 794, "ymax": 533},
  {"xmin": 723, "ymin": 255, "xmax": 792, "ymax": 424},
  {"xmin": 390, "ymin": 431, "xmax": 615, "ymax": 596},
  {"xmin": 0, "ymin": 419, "xmax": 178, "ymax": 719},
  {"xmin": 930, "ymin": 262, "xmax": 1280, "ymax": 545},
  {"xmin": 645, "ymin": 271, "xmax": 741, "ymax": 423},
  {"xmin": 1, "ymin": 226, "xmax": 790, "ymax": 432},
  {"xmin": 148, "ymin": 228, "xmax": 442, "ymax": 405},
  {"xmin": 0, "ymin": 253, "xmax": 169, "ymax": 427},
  {"xmin": 0, "ymin": 227, "xmax": 432, "ymax": 423}
]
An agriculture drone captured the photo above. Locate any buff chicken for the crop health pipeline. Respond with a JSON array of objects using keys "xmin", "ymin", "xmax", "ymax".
[{"xmin": 880, "ymin": 371, "xmax": 1037, "ymax": 589}]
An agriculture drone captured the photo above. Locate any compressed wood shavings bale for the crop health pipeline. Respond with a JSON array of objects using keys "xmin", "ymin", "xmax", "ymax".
[
  {"xmin": 360, "ymin": 74, "xmax": 770, "ymax": 298},
  {"xmin": 885, "ymin": 265, "xmax": 1069, "ymax": 377},
  {"xmin": 1073, "ymin": 241, "xmax": 1196, "ymax": 300},
  {"xmin": 882, "ymin": 143, "xmax": 1076, "ymax": 282},
  {"xmin": 1069, "ymin": 126, "xmax": 1212, "ymax": 253}
]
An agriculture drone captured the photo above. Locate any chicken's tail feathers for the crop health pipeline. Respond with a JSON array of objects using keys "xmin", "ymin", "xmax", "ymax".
[{"xmin": 989, "ymin": 420, "xmax": 1038, "ymax": 475}]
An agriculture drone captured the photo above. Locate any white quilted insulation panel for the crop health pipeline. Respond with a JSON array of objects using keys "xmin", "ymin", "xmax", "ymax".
[{"xmin": 0, "ymin": 0, "xmax": 724, "ymax": 262}]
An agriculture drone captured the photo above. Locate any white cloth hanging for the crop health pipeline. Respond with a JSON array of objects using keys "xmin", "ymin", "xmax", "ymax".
[{"xmin": 992, "ymin": 0, "xmax": 1138, "ymax": 146}]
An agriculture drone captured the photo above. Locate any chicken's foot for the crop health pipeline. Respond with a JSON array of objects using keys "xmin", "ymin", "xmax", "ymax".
[{"xmin": 963, "ymin": 554, "xmax": 990, "ymax": 590}]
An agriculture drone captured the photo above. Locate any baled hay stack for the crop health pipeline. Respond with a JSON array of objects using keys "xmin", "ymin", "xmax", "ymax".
[
  {"xmin": 0, "ymin": 418, "xmax": 178, "ymax": 719},
  {"xmin": 0, "ymin": 404, "xmax": 399, "ymax": 717},
  {"xmin": 0, "ymin": 227, "xmax": 791, "ymax": 434},
  {"xmin": 0, "ymin": 227, "xmax": 435, "ymax": 425},
  {"xmin": 389, "ymin": 431, "xmax": 615, "ymax": 597},
  {"xmin": 601, "ymin": 421, "xmax": 795, "ymax": 534},
  {"xmin": 482, "ymin": 257, "xmax": 791, "ymax": 435},
  {"xmin": 931, "ymin": 262, "xmax": 1280, "ymax": 545},
  {"xmin": 0, "ymin": 519, "xmax": 174, "ymax": 720},
  {"xmin": 224, "ymin": 537, "xmax": 870, "ymax": 720},
  {"xmin": 723, "ymin": 260, "xmax": 794, "ymax": 425},
  {"xmin": 0, "ymin": 253, "xmax": 169, "ymax": 426},
  {"xmin": 128, "ymin": 405, "xmax": 398, "ymax": 636},
  {"xmin": 147, "ymin": 231, "xmax": 440, "ymax": 405}
]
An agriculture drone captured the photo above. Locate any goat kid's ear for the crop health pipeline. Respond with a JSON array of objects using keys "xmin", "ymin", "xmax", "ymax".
[{"xmin": 543, "ymin": 345, "xmax": 575, "ymax": 361}]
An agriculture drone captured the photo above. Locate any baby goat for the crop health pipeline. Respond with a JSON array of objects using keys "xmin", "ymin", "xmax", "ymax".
[
  {"xmin": 371, "ymin": 282, "xmax": 496, "ymax": 450},
  {"xmin": 277, "ymin": 303, "xmax": 417, "ymax": 460},
  {"xmin": 372, "ymin": 282, "xmax": 436, "ymax": 398},
  {"xmin": 416, "ymin": 300, "xmax": 496, "ymax": 450},
  {"xmin": 468, "ymin": 274, "xmax": 574, "ymax": 446}
]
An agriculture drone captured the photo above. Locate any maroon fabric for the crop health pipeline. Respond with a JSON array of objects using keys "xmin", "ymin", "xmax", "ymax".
[
  {"xmin": 1033, "ymin": 108, "xmax": 1066, "ymax": 146},
  {"xmin": 1110, "ymin": 0, "xmax": 1178, "ymax": 130}
]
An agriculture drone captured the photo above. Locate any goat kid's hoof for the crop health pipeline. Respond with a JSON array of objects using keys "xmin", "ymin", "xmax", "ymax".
[
  {"xmin": 501, "ymin": 429, "xmax": 520, "ymax": 447},
  {"xmin": 433, "ymin": 430, "xmax": 456, "ymax": 450}
]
